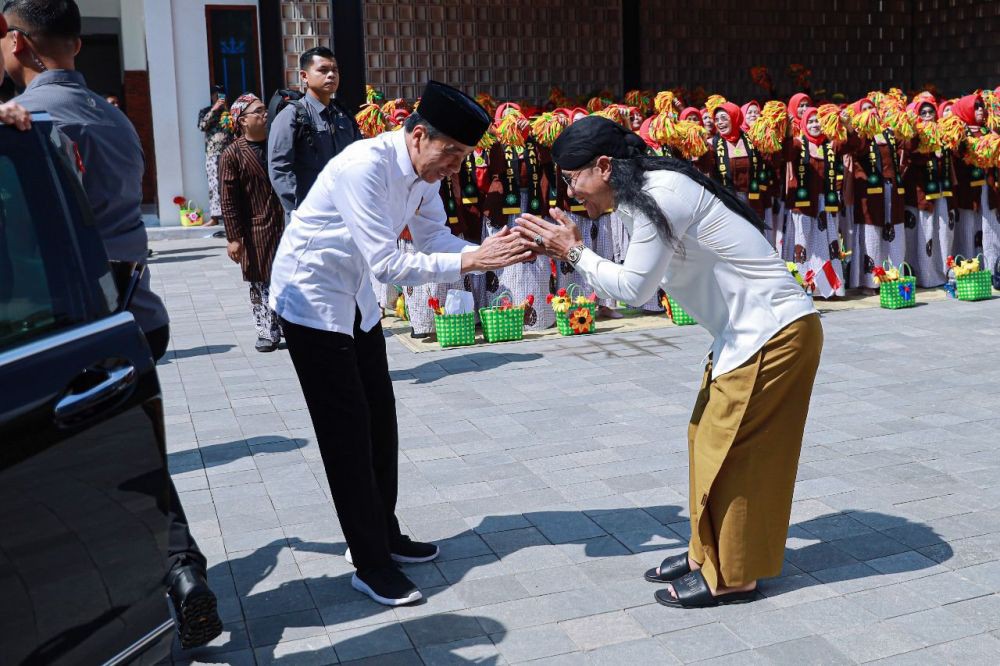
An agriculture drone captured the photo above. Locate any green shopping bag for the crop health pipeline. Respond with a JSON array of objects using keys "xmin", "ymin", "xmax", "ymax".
[
  {"xmin": 554, "ymin": 284, "xmax": 597, "ymax": 336},
  {"xmin": 878, "ymin": 262, "xmax": 917, "ymax": 310},
  {"xmin": 664, "ymin": 292, "xmax": 697, "ymax": 326},
  {"xmin": 433, "ymin": 312, "xmax": 476, "ymax": 348},
  {"xmin": 479, "ymin": 292, "xmax": 525, "ymax": 343},
  {"xmin": 954, "ymin": 254, "xmax": 993, "ymax": 302}
]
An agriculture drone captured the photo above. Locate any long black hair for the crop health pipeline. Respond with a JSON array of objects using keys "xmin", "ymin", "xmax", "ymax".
[{"xmin": 608, "ymin": 155, "xmax": 768, "ymax": 246}]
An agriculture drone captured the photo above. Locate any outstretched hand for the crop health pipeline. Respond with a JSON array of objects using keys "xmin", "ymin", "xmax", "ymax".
[
  {"xmin": 515, "ymin": 207, "xmax": 582, "ymax": 261},
  {"xmin": 463, "ymin": 225, "xmax": 537, "ymax": 273}
]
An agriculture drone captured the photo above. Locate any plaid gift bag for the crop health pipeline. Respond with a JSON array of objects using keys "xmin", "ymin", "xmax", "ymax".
[
  {"xmin": 878, "ymin": 262, "xmax": 917, "ymax": 310},
  {"xmin": 479, "ymin": 292, "xmax": 525, "ymax": 343},
  {"xmin": 954, "ymin": 254, "xmax": 993, "ymax": 302},
  {"xmin": 433, "ymin": 312, "xmax": 476, "ymax": 348},
  {"xmin": 663, "ymin": 292, "xmax": 697, "ymax": 326}
]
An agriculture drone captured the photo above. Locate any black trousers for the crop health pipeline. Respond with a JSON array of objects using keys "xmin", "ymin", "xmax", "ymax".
[
  {"xmin": 145, "ymin": 324, "xmax": 208, "ymax": 574},
  {"xmin": 280, "ymin": 313, "xmax": 401, "ymax": 574}
]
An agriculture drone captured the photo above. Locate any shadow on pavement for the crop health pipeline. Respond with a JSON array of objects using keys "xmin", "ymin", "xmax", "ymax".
[
  {"xmin": 393, "ymin": 352, "xmax": 545, "ymax": 385},
  {"xmin": 159, "ymin": 344, "xmax": 236, "ymax": 364},
  {"xmin": 173, "ymin": 506, "xmax": 952, "ymax": 664}
]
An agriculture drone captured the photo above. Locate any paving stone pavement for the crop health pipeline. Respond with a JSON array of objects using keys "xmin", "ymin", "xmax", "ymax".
[{"xmin": 155, "ymin": 238, "xmax": 1000, "ymax": 665}]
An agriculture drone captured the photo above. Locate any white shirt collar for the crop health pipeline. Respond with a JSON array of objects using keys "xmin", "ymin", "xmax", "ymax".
[{"xmin": 389, "ymin": 129, "xmax": 418, "ymax": 182}]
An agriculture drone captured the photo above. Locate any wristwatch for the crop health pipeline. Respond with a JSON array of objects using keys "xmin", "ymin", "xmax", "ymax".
[{"xmin": 566, "ymin": 244, "xmax": 585, "ymax": 265}]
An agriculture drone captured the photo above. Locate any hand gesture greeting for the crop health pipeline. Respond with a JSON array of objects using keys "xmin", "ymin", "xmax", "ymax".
[{"xmin": 515, "ymin": 207, "xmax": 583, "ymax": 262}]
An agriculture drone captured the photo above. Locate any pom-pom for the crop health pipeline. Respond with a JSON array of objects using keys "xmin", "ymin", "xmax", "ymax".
[
  {"xmin": 530, "ymin": 112, "xmax": 569, "ymax": 148},
  {"xmin": 817, "ymin": 104, "xmax": 846, "ymax": 143},
  {"xmin": 938, "ymin": 114, "xmax": 966, "ymax": 151},
  {"xmin": 475, "ymin": 93, "xmax": 497, "ymax": 117},
  {"xmin": 496, "ymin": 110, "xmax": 527, "ymax": 147},
  {"xmin": 914, "ymin": 120, "xmax": 943, "ymax": 154},
  {"xmin": 355, "ymin": 103, "xmax": 388, "ymax": 138},
  {"xmin": 477, "ymin": 126, "xmax": 497, "ymax": 151},
  {"xmin": 982, "ymin": 89, "xmax": 1000, "ymax": 132},
  {"xmin": 705, "ymin": 94, "xmax": 727, "ymax": 114},
  {"xmin": 668, "ymin": 120, "xmax": 709, "ymax": 159},
  {"xmin": 648, "ymin": 111, "xmax": 677, "ymax": 144},
  {"xmin": 365, "ymin": 85, "xmax": 385, "ymax": 105},
  {"xmin": 852, "ymin": 108, "xmax": 882, "ymax": 140},
  {"xmin": 964, "ymin": 133, "xmax": 1000, "ymax": 168},
  {"xmin": 883, "ymin": 106, "xmax": 918, "ymax": 140},
  {"xmin": 652, "ymin": 90, "xmax": 676, "ymax": 116},
  {"xmin": 746, "ymin": 101, "xmax": 788, "ymax": 154},
  {"xmin": 594, "ymin": 104, "xmax": 631, "ymax": 128},
  {"xmin": 626, "ymin": 89, "xmax": 654, "ymax": 116}
]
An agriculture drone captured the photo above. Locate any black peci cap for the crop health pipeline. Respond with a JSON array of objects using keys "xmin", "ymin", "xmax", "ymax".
[{"xmin": 416, "ymin": 80, "xmax": 490, "ymax": 147}]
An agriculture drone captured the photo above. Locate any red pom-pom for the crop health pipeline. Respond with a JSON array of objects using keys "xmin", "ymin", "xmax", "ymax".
[
  {"xmin": 557, "ymin": 288, "xmax": 567, "ymax": 297},
  {"xmin": 525, "ymin": 294, "xmax": 535, "ymax": 306},
  {"xmin": 173, "ymin": 196, "xmax": 186, "ymax": 205},
  {"xmin": 428, "ymin": 297, "xmax": 439, "ymax": 310},
  {"xmin": 546, "ymin": 294, "xmax": 554, "ymax": 303}
]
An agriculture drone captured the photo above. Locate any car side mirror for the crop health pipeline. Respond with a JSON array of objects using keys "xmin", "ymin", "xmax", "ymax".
[{"xmin": 108, "ymin": 261, "xmax": 146, "ymax": 313}]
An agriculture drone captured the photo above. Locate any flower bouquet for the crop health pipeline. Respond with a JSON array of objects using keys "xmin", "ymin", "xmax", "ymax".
[
  {"xmin": 948, "ymin": 255, "xmax": 992, "ymax": 301},
  {"xmin": 479, "ymin": 292, "xmax": 532, "ymax": 343},
  {"xmin": 549, "ymin": 285, "xmax": 597, "ymax": 336},
  {"xmin": 660, "ymin": 290, "xmax": 696, "ymax": 326},
  {"xmin": 428, "ymin": 296, "xmax": 475, "ymax": 348},
  {"xmin": 873, "ymin": 261, "xmax": 916, "ymax": 309},
  {"xmin": 173, "ymin": 196, "xmax": 203, "ymax": 227}
]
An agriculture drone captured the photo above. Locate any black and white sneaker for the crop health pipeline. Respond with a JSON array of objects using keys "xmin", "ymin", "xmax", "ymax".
[
  {"xmin": 345, "ymin": 537, "xmax": 440, "ymax": 566},
  {"xmin": 351, "ymin": 567, "xmax": 422, "ymax": 606}
]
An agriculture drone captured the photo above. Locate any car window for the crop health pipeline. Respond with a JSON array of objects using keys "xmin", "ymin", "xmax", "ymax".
[{"xmin": 0, "ymin": 130, "xmax": 89, "ymax": 352}]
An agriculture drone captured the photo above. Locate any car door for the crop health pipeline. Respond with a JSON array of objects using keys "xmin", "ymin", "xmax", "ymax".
[{"xmin": 0, "ymin": 121, "xmax": 172, "ymax": 665}]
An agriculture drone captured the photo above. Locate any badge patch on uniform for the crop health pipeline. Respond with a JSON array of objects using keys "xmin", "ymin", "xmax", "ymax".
[
  {"xmin": 975, "ymin": 230, "xmax": 983, "ymax": 249},
  {"xmin": 524, "ymin": 303, "xmax": 538, "ymax": 327},
  {"xmin": 882, "ymin": 224, "xmax": 895, "ymax": 242},
  {"xmin": 817, "ymin": 213, "xmax": 827, "ymax": 232},
  {"xmin": 829, "ymin": 240, "xmax": 840, "ymax": 260},
  {"xmin": 904, "ymin": 210, "xmax": 917, "ymax": 229},
  {"xmin": 485, "ymin": 271, "xmax": 499, "ymax": 293},
  {"xmin": 948, "ymin": 210, "xmax": 956, "ymax": 230},
  {"xmin": 926, "ymin": 239, "xmax": 933, "ymax": 257},
  {"xmin": 864, "ymin": 255, "xmax": 876, "ymax": 274}
]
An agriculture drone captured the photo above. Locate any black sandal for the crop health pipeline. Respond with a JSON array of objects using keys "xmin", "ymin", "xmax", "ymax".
[
  {"xmin": 644, "ymin": 553, "xmax": 692, "ymax": 583},
  {"xmin": 654, "ymin": 570, "xmax": 758, "ymax": 609}
]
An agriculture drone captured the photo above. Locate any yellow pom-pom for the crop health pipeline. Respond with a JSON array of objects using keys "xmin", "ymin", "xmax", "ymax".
[
  {"xmin": 668, "ymin": 120, "xmax": 709, "ymax": 159},
  {"xmin": 626, "ymin": 89, "xmax": 654, "ymax": 115},
  {"xmin": 355, "ymin": 103, "xmax": 388, "ymax": 138},
  {"xmin": 595, "ymin": 104, "xmax": 631, "ymax": 128},
  {"xmin": 884, "ymin": 107, "xmax": 918, "ymax": 140},
  {"xmin": 705, "ymin": 94, "xmax": 727, "ymax": 114},
  {"xmin": 653, "ymin": 90, "xmax": 676, "ymax": 116},
  {"xmin": 530, "ymin": 112, "xmax": 569, "ymax": 148},
  {"xmin": 982, "ymin": 90, "xmax": 1000, "ymax": 132},
  {"xmin": 939, "ymin": 115, "xmax": 965, "ymax": 151},
  {"xmin": 649, "ymin": 111, "xmax": 677, "ymax": 144},
  {"xmin": 964, "ymin": 133, "xmax": 1000, "ymax": 168},
  {"xmin": 496, "ymin": 111, "xmax": 527, "ymax": 147},
  {"xmin": 586, "ymin": 96, "xmax": 610, "ymax": 113},
  {"xmin": 853, "ymin": 108, "xmax": 882, "ymax": 140},
  {"xmin": 817, "ymin": 104, "xmax": 846, "ymax": 143}
]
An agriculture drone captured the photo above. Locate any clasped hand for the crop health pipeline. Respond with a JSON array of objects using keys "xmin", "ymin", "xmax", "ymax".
[
  {"xmin": 514, "ymin": 207, "xmax": 583, "ymax": 262},
  {"xmin": 463, "ymin": 226, "xmax": 536, "ymax": 273}
]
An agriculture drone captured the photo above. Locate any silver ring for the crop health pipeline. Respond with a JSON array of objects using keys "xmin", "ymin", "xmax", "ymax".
[{"xmin": 534, "ymin": 235, "xmax": 544, "ymax": 247}]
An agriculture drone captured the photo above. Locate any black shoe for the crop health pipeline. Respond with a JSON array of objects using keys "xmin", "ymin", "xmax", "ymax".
[
  {"xmin": 255, "ymin": 338, "xmax": 279, "ymax": 352},
  {"xmin": 345, "ymin": 536, "xmax": 440, "ymax": 566},
  {"xmin": 410, "ymin": 327, "xmax": 430, "ymax": 339},
  {"xmin": 167, "ymin": 565, "xmax": 223, "ymax": 649},
  {"xmin": 351, "ymin": 566, "xmax": 422, "ymax": 606}
]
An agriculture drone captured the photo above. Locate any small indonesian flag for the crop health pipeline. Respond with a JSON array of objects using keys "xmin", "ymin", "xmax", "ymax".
[{"xmin": 811, "ymin": 259, "xmax": 843, "ymax": 298}]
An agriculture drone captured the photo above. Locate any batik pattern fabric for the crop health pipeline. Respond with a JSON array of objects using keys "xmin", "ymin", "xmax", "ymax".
[
  {"xmin": 903, "ymin": 199, "xmax": 953, "ymax": 287},
  {"xmin": 397, "ymin": 238, "xmax": 473, "ymax": 335},
  {"xmin": 557, "ymin": 211, "xmax": 616, "ymax": 308},
  {"xmin": 850, "ymin": 181, "xmax": 906, "ymax": 290},
  {"xmin": 250, "ymin": 281, "xmax": 281, "ymax": 343},
  {"xmin": 955, "ymin": 186, "xmax": 993, "ymax": 262},
  {"xmin": 786, "ymin": 198, "xmax": 846, "ymax": 298},
  {"xmin": 608, "ymin": 210, "xmax": 663, "ymax": 312}
]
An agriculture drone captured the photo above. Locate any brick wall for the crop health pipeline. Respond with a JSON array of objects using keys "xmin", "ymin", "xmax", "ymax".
[
  {"xmin": 911, "ymin": 0, "xmax": 1000, "ymax": 97},
  {"xmin": 638, "ymin": 0, "xmax": 912, "ymax": 103},
  {"xmin": 361, "ymin": 0, "xmax": 622, "ymax": 103},
  {"xmin": 123, "ymin": 70, "xmax": 156, "ymax": 205},
  {"xmin": 280, "ymin": 0, "xmax": 333, "ymax": 89}
]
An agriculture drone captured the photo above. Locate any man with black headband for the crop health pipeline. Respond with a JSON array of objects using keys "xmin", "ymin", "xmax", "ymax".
[
  {"xmin": 516, "ymin": 116, "xmax": 823, "ymax": 610},
  {"xmin": 269, "ymin": 80, "xmax": 531, "ymax": 606}
]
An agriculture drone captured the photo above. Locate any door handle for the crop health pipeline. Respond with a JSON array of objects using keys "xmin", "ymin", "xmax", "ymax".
[{"xmin": 54, "ymin": 363, "xmax": 136, "ymax": 423}]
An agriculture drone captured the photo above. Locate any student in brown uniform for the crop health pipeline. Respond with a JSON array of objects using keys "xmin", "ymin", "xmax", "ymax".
[{"xmin": 218, "ymin": 94, "xmax": 286, "ymax": 351}]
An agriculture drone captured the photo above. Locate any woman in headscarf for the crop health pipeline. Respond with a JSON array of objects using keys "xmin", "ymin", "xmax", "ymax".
[
  {"xmin": 951, "ymin": 93, "xmax": 997, "ymax": 264},
  {"xmin": 787, "ymin": 93, "xmax": 813, "ymax": 123},
  {"xmin": 782, "ymin": 106, "xmax": 851, "ymax": 297},
  {"xmin": 740, "ymin": 100, "xmax": 761, "ymax": 131},
  {"xmin": 844, "ymin": 97, "xmax": 908, "ymax": 293},
  {"xmin": 697, "ymin": 102, "xmax": 771, "ymax": 227},
  {"xmin": 901, "ymin": 97, "xmax": 956, "ymax": 287},
  {"xmin": 515, "ymin": 116, "xmax": 821, "ymax": 609},
  {"xmin": 481, "ymin": 103, "xmax": 558, "ymax": 329}
]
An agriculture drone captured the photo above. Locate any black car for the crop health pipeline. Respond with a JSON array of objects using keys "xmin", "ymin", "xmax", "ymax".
[{"xmin": 0, "ymin": 118, "xmax": 173, "ymax": 664}]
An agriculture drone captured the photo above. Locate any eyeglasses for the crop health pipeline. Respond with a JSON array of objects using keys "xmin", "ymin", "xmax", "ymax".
[
  {"xmin": 243, "ymin": 107, "xmax": 266, "ymax": 117},
  {"xmin": 561, "ymin": 164, "xmax": 595, "ymax": 190}
]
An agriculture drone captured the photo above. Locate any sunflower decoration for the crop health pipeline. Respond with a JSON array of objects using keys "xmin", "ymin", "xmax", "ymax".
[{"xmin": 567, "ymin": 307, "xmax": 594, "ymax": 335}]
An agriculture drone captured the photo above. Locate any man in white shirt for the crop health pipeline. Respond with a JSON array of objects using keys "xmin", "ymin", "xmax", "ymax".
[
  {"xmin": 269, "ymin": 81, "xmax": 531, "ymax": 606},
  {"xmin": 515, "ymin": 117, "xmax": 823, "ymax": 611}
]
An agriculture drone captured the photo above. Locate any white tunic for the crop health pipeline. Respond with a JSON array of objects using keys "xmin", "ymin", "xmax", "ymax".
[
  {"xmin": 574, "ymin": 169, "xmax": 816, "ymax": 377},
  {"xmin": 269, "ymin": 129, "xmax": 476, "ymax": 335}
]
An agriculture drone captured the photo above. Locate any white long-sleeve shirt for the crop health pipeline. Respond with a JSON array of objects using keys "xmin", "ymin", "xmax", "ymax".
[
  {"xmin": 269, "ymin": 128, "xmax": 476, "ymax": 334},
  {"xmin": 574, "ymin": 169, "xmax": 816, "ymax": 378}
]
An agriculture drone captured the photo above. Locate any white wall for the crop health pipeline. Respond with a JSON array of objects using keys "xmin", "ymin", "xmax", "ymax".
[
  {"xmin": 146, "ymin": 0, "xmax": 260, "ymax": 224},
  {"xmin": 77, "ymin": 0, "xmax": 121, "ymax": 19}
]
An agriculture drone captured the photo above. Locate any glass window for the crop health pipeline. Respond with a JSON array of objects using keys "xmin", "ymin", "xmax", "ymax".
[{"xmin": 0, "ymin": 131, "xmax": 88, "ymax": 352}]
